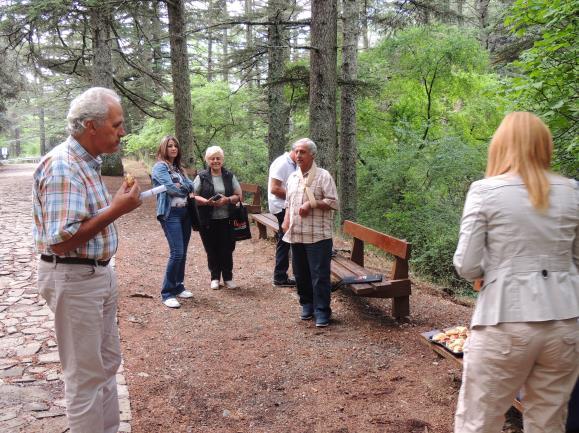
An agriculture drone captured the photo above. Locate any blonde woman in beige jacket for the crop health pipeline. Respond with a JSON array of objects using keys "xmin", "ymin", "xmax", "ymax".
[{"xmin": 453, "ymin": 112, "xmax": 578, "ymax": 433}]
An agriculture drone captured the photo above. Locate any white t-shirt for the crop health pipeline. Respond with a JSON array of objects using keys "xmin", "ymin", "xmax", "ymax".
[{"xmin": 268, "ymin": 152, "xmax": 297, "ymax": 214}]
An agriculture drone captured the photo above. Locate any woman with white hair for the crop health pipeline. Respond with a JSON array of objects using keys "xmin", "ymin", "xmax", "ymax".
[{"xmin": 193, "ymin": 146, "xmax": 243, "ymax": 290}]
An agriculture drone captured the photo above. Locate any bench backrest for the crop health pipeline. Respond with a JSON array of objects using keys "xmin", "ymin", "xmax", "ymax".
[
  {"xmin": 342, "ymin": 220, "xmax": 411, "ymax": 280},
  {"xmin": 240, "ymin": 182, "xmax": 262, "ymax": 213}
]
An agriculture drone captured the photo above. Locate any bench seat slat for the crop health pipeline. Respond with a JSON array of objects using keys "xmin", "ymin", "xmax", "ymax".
[{"xmin": 331, "ymin": 256, "xmax": 411, "ymax": 298}]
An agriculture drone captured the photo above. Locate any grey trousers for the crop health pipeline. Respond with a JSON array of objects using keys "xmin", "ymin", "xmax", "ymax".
[{"xmin": 38, "ymin": 260, "xmax": 121, "ymax": 433}]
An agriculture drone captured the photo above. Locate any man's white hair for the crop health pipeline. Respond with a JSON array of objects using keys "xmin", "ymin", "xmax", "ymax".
[
  {"xmin": 291, "ymin": 137, "xmax": 317, "ymax": 155},
  {"xmin": 67, "ymin": 87, "xmax": 121, "ymax": 136}
]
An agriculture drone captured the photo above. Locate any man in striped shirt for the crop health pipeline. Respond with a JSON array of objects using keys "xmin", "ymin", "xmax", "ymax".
[
  {"xmin": 33, "ymin": 87, "xmax": 141, "ymax": 433},
  {"xmin": 282, "ymin": 138, "xmax": 339, "ymax": 327}
]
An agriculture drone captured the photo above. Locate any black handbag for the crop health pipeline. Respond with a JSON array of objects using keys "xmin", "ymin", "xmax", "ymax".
[
  {"xmin": 230, "ymin": 202, "xmax": 252, "ymax": 241},
  {"xmin": 187, "ymin": 196, "xmax": 201, "ymax": 231}
]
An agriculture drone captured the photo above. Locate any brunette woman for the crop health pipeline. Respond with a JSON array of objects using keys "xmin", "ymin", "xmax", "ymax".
[{"xmin": 152, "ymin": 135, "xmax": 195, "ymax": 308}]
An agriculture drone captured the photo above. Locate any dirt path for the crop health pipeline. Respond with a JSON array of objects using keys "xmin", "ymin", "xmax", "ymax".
[{"xmin": 111, "ymin": 164, "xmax": 521, "ymax": 433}]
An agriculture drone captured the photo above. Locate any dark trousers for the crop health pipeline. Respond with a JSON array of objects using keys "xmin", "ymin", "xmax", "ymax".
[
  {"xmin": 273, "ymin": 209, "xmax": 291, "ymax": 282},
  {"xmin": 160, "ymin": 206, "xmax": 191, "ymax": 300},
  {"xmin": 291, "ymin": 238, "xmax": 333, "ymax": 319},
  {"xmin": 199, "ymin": 218, "xmax": 235, "ymax": 281}
]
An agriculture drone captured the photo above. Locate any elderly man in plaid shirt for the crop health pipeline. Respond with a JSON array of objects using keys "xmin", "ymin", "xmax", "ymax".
[
  {"xmin": 33, "ymin": 87, "xmax": 141, "ymax": 433},
  {"xmin": 282, "ymin": 138, "xmax": 339, "ymax": 328}
]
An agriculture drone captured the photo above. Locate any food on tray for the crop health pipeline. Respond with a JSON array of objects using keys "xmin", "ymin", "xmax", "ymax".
[
  {"xmin": 431, "ymin": 326, "xmax": 470, "ymax": 354},
  {"xmin": 447, "ymin": 337, "xmax": 466, "ymax": 353},
  {"xmin": 432, "ymin": 332, "xmax": 448, "ymax": 343},
  {"xmin": 124, "ymin": 173, "xmax": 135, "ymax": 187}
]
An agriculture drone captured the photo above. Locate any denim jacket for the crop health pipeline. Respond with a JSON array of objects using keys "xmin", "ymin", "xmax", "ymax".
[{"xmin": 151, "ymin": 161, "xmax": 194, "ymax": 221}]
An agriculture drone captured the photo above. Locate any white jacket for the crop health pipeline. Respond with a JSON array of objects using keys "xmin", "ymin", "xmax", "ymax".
[{"xmin": 454, "ymin": 173, "xmax": 579, "ymax": 327}]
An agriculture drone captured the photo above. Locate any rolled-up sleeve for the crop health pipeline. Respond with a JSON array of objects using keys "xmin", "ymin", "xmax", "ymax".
[
  {"xmin": 321, "ymin": 172, "xmax": 339, "ymax": 211},
  {"xmin": 453, "ymin": 181, "xmax": 487, "ymax": 280},
  {"xmin": 41, "ymin": 172, "xmax": 88, "ymax": 245}
]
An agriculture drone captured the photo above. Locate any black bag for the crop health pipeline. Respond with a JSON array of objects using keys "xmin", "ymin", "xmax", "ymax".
[
  {"xmin": 230, "ymin": 202, "xmax": 251, "ymax": 241},
  {"xmin": 187, "ymin": 196, "xmax": 201, "ymax": 231}
]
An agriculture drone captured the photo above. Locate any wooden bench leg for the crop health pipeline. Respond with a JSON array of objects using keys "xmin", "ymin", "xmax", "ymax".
[
  {"xmin": 392, "ymin": 296, "xmax": 410, "ymax": 319},
  {"xmin": 256, "ymin": 222, "xmax": 268, "ymax": 239}
]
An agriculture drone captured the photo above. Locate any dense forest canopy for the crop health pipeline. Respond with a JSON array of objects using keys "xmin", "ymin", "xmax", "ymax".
[{"xmin": 1, "ymin": 0, "xmax": 577, "ymax": 292}]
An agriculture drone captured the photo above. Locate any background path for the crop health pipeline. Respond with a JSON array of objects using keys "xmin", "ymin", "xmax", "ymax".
[{"xmin": 0, "ymin": 163, "xmax": 131, "ymax": 433}]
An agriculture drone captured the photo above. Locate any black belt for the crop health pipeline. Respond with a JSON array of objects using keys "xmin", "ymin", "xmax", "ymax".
[{"xmin": 40, "ymin": 255, "xmax": 111, "ymax": 267}]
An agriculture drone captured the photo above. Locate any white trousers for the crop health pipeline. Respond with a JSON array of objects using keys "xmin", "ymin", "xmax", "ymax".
[
  {"xmin": 38, "ymin": 260, "xmax": 121, "ymax": 433},
  {"xmin": 454, "ymin": 319, "xmax": 579, "ymax": 433}
]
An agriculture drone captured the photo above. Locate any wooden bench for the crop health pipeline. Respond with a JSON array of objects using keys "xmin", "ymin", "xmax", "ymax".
[
  {"xmin": 250, "ymin": 212, "xmax": 279, "ymax": 239},
  {"xmin": 240, "ymin": 182, "xmax": 262, "ymax": 214},
  {"xmin": 250, "ymin": 216, "xmax": 412, "ymax": 319},
  {"xmin": 332, "ymin": 220, "xmax": 412, "ymax": 319}
]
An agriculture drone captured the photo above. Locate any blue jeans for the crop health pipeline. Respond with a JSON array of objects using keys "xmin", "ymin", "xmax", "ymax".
[
  {"xmin": 160, "ymin": 206, "xmax": 191, "ymax": 300},
  {"xmin": 291, "ymin": 238, "xmax": 333, "ymax": 319}
]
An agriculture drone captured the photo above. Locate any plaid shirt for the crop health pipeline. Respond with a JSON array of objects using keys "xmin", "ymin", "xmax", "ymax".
[
  {"xmin": 283, "ymin": 166, "xmax": 339, "ymax": 244},
  {"xmin": 32, "ymin": 136, "xmax": 118, "ymax": 260}
]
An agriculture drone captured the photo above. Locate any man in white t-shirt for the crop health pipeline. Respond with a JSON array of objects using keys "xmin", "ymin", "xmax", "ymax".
[{"xmin": 268, "ymin": 148, "xmax": 297, "ymax": 286}]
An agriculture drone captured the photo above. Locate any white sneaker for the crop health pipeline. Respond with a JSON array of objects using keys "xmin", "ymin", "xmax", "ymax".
[
  {"xmin": 163, "ymin": 298, "xmax": 180, "ymax": 308},
  {"xmin": 177, "ymin": 290, "xmax": 193, "ymax": 299},
  {"xmin": 224, "ymin": 280, "xmax": 237, "ymax": 289},
  {"xmin": 210, "ymin": 280, "xmax": 220, "ymax": 290}
]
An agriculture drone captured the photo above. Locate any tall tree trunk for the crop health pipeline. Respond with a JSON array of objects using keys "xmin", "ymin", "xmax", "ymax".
[
  {"xmin": 151, "ymin": 1, "xmax": 163, "ymax": 81},
  {"xmin": 39, "ymin": 106, "xmax": 46, "ymax": 156},
  {"xmin": 221, "ymin": 0, "xmax": 229, "ymax": 83},
  {"xmin": 207, "ymin": 0, "xmax": 214, "ymax": 82},
  {"xmin": 14, "ymin": 127, "xmax": 21, "ymax": 157},
  {"xmin": 90, "ymin": 2, "xmax": 123, "ymax": 176},
  {"xmin": 360, "ymin": 0, "xmax": 369, "ymax": 50},
  {"xmin": 245, "ymin": 0, "xmax": 254, "ymax": 86},
  {"xmin": 309, "ymin": 0, "xmax": 338, "ymax": 175},
  {"xmin": 167, "ymin": 0, "xmax": 196, "ymax": 167},
  {"xmin": 456, "ymin": 0, "xmax": 464, "ymax": 26},
  {"xmin": 475, "ymin": 0, "xmax": 490, "ymax": 49},
  {"xmin": 267, "ymin": 0, "xmax": 290, "ymax": 165},
  {"xmin": 339, "ymin": 0, "xmax": 359, "ymax": 223}
]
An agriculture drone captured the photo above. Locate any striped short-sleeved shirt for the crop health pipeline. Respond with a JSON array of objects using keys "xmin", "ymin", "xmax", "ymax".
[
  {"xmin": 283, "ymin": 166, "xmax": 339, "ymax": 244},
  {"xmin": 32, "ymin": 136, "xmax": 118, "ymax": 260}
]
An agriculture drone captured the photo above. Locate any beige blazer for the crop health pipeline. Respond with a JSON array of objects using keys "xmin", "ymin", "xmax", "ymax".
[{"xmin": 454, "ymin": 173, "xmax": 579, "ymax": 327}]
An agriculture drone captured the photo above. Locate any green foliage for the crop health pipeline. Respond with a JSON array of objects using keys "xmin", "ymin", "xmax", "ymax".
[
  {"xmin": 504, "ymin": 0, "xmax": 579, "ymax": 176},
  {"xmin": 125, "ymin": 77, "xmax": 269, "ymax": 185},
  {"xmin": 355, "ymin": 25, "xmax": 508, "ymax": 289}
]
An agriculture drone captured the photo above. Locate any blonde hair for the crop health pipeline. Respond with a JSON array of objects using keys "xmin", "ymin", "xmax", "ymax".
[
  {"xmin": 486, "ymin": 112, "xmax": 553, "ymax": 210},
  {"xmin": 204, "ymin": 145, "xmax": 224, "ymax": 162}
]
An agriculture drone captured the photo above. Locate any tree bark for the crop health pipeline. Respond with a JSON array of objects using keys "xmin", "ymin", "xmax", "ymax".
[
  {"xmin": 360, "ymin": 0, "xmax": 369, "ymax": 50},
  {"xmin": 267, "ymin": 0, "xmax": 290, "ymax": 165},
  {"xmin": 221, "ymin": 0, "xmax": 229, "ymax": 83},
  {"xmin": 14, "ymin": 127, "xmax": 21, "ymax": 157},
  {"xmin": 456, "ymin": 0, "xmax": 464, "ymax": 27},
  {"xmin": 309, "ymin": 0, "xmax": 338, "ymax": 176},
  {"xmin": 39, "ymin": 106, "xmax": 46, "ymax": 156},
  {"xmin": 339, "ymin": 0, "xmax": 359, "ymax": 223},
  {"xmin": 245, "ymin": 0, "xmax": 254, "ymax": 86},
  {"xmin": 167, "ymin": 0, "xmax": 196, "ymax": 167},
  {"xmin": 207, "ymin": 0, "xmax": 214, "ymax": 82},
  {"xmin": 475, "ymin": 0, "xmax": 491, "ymax": 49},
  {"xmin": 90, "ymin": 2, "xmax": 123, "ymax": 176}
]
